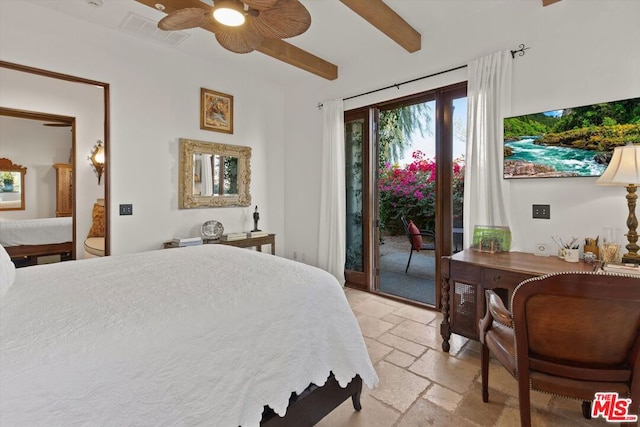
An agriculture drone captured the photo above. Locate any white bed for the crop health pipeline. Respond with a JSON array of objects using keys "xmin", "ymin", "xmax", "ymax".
[
  {"xmin": 0, "ymin": 217, "xmax": 73, "ymax": 265},
  {"xmin": 0, "ymin": 244, "xmax": 378, "ymax": 426},
  {"xmin": 0, "ymin": 216, "xmax": 72, "ymax": 246}
]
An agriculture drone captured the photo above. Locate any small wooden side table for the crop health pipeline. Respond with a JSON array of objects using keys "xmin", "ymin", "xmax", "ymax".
[
  {"xmin": 164, "ymin": 234, "xmax": 276, "ymax": 255},
  {"xmin": 208, "ymin": 234, "xmax": 276, "ymax": 255}
]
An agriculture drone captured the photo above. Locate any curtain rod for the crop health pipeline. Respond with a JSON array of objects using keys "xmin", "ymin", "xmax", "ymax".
[{"xmin": 317, "ymin": 44, "xmax": 530, "ymax": 109}]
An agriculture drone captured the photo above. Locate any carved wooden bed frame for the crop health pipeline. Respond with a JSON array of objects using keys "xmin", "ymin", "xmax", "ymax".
[
  {"xmin": 260, "ymin": 374, "xmax": 362, "ymax": 426},
  {"xmin": 5, "ymin": 242, "xmax": 73, "ymax": 267}
]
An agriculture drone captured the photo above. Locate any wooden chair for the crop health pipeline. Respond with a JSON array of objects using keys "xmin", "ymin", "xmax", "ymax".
[
  {"xmin": 400, "ymin": 216, "xmax": 435, "ymax": 273},
  {"xmin": 479, "ymin": 271, "xmax": 640, "ymax": 427}
]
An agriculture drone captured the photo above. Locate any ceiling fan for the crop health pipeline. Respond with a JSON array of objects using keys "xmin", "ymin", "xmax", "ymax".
[
  {"xmin": 136, "ymin": 0, "xmax": 423, "ymax": 80},
  {"xmin": 153, "ymin": 0, "xmax": 311, "ymax": 54}
]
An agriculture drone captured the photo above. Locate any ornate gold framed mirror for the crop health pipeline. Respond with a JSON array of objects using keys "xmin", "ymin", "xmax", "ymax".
[
  {"xmin": 0, "ymin": 157, "xmax": 27, "ymax": 211},
  {"xmin": 179, "ymin": 138, "xmax": 251, "ymax": 208}
]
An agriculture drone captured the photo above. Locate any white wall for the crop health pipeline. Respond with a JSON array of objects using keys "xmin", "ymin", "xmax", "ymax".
[
  {"xmin": 0, "ymin": 0, "xmax": 286, "ymax": 255},
  {"xmin": 2, "ymin": 0, "xmax": 638, "ymax": 264},
  {"xmin": 0, "ymin": 116, "xmax": 72, "ymax": 219},
  {"xmin": 283, "ymin": 0, "xmax": 640, "ymax": 264}
]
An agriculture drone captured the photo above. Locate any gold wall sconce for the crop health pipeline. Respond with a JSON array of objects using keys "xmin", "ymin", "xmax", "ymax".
[{"xmin": 89, "ymin": 140, "xmax": 105, "ymax": 184}]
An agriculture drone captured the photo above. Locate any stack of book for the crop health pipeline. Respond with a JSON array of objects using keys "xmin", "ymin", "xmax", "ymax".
[
  {"xmin": 171, "ymin": 237, "xmax": 203, "ymax": 247},
  {"xmin": 603, "ymin": 262, "xmax": 640, "ymax": 276},
  {"xmin": 248, "ymin": 231, "xmax": 269, "ymax": 238},
  {"xmin": 220, "ymin": 232, "xmax": 247, "ymax": 241}
]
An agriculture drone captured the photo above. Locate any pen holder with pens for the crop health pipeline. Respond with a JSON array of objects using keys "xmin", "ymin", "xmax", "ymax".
[
  {"xmin": 553, "ymin": 236, "xmax": 580, "ymax": 261},
  {"xmin": 562, "ymin": 248, "xmax": 580, "ymax": 262}
]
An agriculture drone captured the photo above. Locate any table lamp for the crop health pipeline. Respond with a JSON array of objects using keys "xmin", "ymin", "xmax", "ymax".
[{"xmin": 596, "ymin": 143, "xmax": 640, "ymax": 263}]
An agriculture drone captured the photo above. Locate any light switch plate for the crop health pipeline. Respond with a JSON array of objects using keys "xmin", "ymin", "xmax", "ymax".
[
  {"xmin": 533, "ymin": 204, "xmax": 550, "ymax": 219},
  {"xmin": 119, "ymin": 204, "xmax": 133, "ymax": 215}
]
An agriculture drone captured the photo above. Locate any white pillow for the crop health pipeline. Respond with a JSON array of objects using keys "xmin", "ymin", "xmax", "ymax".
[{"xmin": 0, "ymin": 244, "xmax": 16, "ymax": 298}]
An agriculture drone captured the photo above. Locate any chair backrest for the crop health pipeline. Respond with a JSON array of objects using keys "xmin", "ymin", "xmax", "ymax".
[
  {"xmin": 511, "ymin": 272, "xmax": 640, "ymax": 383},
  {"xmin": 401, "ymin": 216, "xmax": 410, "ymax": 235},
  {"xmin": 400, "ymin": 216, "xmax": 422, "ymax": 250}
]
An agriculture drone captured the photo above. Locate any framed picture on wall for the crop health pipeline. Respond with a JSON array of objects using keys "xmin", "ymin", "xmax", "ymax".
[
  {"xmin": 200, "ymin": 88, "xmax": 233, "ymax": 134},
  {"xmin": 503, "ymin": 96, "xmax": 640, "ymax": 179}
]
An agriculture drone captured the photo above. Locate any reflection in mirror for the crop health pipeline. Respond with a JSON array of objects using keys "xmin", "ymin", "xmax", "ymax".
[
  {"xmin": 0, "ymin": 158, "xmax": 27, "ymax": 211},
  {"xmin": 0, "ymin": 60, "xmax": 110, "ymax": 258},
  {"xmin": 193, "ymin": 154, "xmax": 239, "ymax": 196},
  {"xmin": 179, "ymin": 138, "xmax": 251, "ymax": 208}
]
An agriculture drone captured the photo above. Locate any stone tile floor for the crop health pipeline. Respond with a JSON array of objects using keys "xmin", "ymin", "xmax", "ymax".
[{"xmin": 316, "ymin": 287, "xmax": 611, "ymax": 426}]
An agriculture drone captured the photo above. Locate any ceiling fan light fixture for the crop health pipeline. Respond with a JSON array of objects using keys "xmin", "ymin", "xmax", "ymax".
[{"xmin": 213, "ymin": 1, "xmax": 246, "ymax": 27}]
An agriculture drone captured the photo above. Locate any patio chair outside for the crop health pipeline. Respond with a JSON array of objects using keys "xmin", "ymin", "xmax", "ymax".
[{"xmin": 400, "ymin": 216, "xmax": 436, "ymax": 273}]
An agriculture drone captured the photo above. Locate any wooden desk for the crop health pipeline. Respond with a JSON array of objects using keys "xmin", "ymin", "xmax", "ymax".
[
  {"xmin": 165, "ymin": 234, "xmax": 276, "ymax": 255},
  {"xmin": 208, "ymin": 234, "xmax": 275, "ymax": 255},
  {"xmin": 440, "ymin": 250, "xmax": 594, "ymax": 352}
]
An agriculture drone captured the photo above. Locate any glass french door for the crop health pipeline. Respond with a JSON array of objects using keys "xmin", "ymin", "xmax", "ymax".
[
  {"xmin": 344, "ymin": 110, "xmax": 375, "ymax": 290},
  {"xmin": 344, "ymin": 82, "xmax": 467, "ymax": 308}
]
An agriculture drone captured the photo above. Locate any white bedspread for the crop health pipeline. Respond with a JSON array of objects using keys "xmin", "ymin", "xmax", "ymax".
[
  {"xmin": 0, "ymin": 217, "xmax": 72, "ymax": 246},
  {"xmin": 0, "ymin": 245, "xmax": 377, "ymax": 426}
]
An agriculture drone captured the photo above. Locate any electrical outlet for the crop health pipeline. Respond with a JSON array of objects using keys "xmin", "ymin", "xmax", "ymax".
[
  {"xmin": 119, "ymin": 204, "xmax": 133, "ymax": 215},
  {"xmin": 532, "ymin": 204, "xmax": 550, "ymax": 219}
]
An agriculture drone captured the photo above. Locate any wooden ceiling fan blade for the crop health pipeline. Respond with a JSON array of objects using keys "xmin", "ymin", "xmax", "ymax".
[
  {"xmin": 158, "ymin": 7, "xmax": 210, "ymax": 31},
  {"xmin": 215, "ymin": 28, "xmax": 264, "ymax": 53},
  {"xmin": 248, "ymin": 0, "xmax": 311, "ymax": 39},
  {"xmin": 242, "ymin": 0, "xmax": 279, "ymax": 11},
  {"xmin": 134, "ymin": 0, "xmax": 337, "ymax": 80}
]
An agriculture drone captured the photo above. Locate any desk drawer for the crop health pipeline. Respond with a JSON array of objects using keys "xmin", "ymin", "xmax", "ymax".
[
  {"xmin": 450, "ymin": 260, "xmax": 482, "ymax": 283},
  {"xmin": 481, "ymin": 268, "xmax": 531, "ymax": 290}
]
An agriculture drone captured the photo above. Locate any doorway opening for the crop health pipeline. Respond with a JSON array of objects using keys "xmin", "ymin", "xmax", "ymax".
[{"xmin": 344, "ymin": 83, "xmax": 467, "ymax": 308}]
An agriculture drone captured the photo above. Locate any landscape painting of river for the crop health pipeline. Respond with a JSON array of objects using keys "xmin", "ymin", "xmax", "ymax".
[{"xmin": 503, "ymin": 96, "xmax": 640, "ymax": 178}]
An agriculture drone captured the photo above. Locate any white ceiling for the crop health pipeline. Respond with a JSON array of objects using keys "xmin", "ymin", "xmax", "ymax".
[{"xmin": 24, "ymin": 0, "xmax": 547, "ymax": 85}]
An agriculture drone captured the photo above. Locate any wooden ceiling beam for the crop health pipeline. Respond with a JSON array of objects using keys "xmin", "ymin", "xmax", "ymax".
[
  {"xmin": 339, "ymin": 0, "xmax": 421, "ymax": 53},
  {"xmin": 134, "ymin": 0, "xmax": 338, "ymax": 80},
  {"xmin": 542, "ymin": 0, "xmax": 562, "ymax": 6},
  {"xmin": 257, "ymin": 39, "xmax": 338, "ymax": 80}
]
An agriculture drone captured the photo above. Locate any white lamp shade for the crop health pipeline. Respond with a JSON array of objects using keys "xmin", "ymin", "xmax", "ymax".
[{"xmin": 596, "ymin": 143, "xmax": 640, "ymax": 186}]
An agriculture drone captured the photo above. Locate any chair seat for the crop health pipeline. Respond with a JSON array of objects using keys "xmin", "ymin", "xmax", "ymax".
[
  {"xmin": 84, "ymin": 237, "xmax": 105, "ymax": 257},
  {"xmin": 419, "ymin": 242, "xmax": 435, "ymax": 251},
  {"xmin": 484, "ymin": 322, "xmax": 516, "ymax": 377}
]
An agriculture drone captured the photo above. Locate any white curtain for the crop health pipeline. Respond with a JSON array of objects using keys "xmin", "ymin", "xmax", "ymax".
[
  {"xmin": 318, "ymin": 99, "xmax": 346, "ymax": 285},
  {"xmin": 202, "ymin": 154, "xmax": 213, "ymax": 196},
  {"xmin": 463, "ymin": 51, "xmax": 512, "ymax": 248}
]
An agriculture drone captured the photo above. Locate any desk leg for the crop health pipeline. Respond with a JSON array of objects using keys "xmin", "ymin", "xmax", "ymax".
[
  {"xmin": 271, "ymin": 242, "xmax": 275, "ymax": 255},
  {"xmin": 440, "ymin": 277, "xmax": 451, "ymax": 352},
  {"xmin": 257, "ymin": 246, "xmax": 263, "ymax": 252}
]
